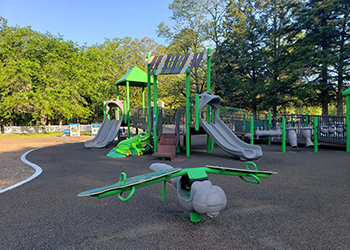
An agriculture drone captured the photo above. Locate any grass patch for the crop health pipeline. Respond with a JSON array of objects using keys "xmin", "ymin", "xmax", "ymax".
[
  {"xmin": 0, "ymin": 132, "xmax": 63, "ymax": 139},
  {"xmin": 0, "ymin": 131, "xmax": 92, "ymax": 140}
]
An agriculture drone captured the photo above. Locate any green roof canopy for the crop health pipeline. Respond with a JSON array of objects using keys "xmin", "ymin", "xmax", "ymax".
[
  {"xmin": 115, "ymin": 66, "xmax": 154, "ymax": 87},
  {"xmin": 342, "ymin": 88, "xmax": 350, "ymax": 96}
]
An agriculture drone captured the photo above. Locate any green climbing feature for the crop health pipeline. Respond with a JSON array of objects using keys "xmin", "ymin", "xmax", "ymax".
[{"xmin": 107, "ymin": 132, "xmax": 152, "ymax": 158}]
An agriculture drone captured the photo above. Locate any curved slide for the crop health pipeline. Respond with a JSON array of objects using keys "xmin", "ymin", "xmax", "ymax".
[
  {"xmin": 198, "ymin": 92, "xmax": 262, "ymax": 161},
  {"xmin": 85, "ymin": 99, "xmax": 124, "ymax": 149},
  {"xmin": 200, "ymin": 117, "xmax": 262, "ymax": 160},
  {"xmin": 84, "ymin": 117, "xmax": 123, "ymax": 148}
]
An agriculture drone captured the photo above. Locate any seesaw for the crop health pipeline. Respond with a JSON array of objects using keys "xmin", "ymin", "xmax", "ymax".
[{"xmin": 78, "ymin": 162, "xmax": 277, "ymax": 222}]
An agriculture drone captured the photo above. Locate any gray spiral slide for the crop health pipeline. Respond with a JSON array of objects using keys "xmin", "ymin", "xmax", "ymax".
[
  {"xmin": 198, "ymin": 92, "xmax": 263, "ymax": 161},
  {"xmin": 85, "ymin": 99, "xmax": 124, "ymax": 149}
]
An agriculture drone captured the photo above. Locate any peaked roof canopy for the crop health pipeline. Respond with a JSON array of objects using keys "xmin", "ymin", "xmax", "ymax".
[
  {"xmin": 342, "ymin": 88, "xmax": 350, "ymax": 96},
  {"xmin": 115, "ymin": 66, "xmax": 154, "ymax": 87}
]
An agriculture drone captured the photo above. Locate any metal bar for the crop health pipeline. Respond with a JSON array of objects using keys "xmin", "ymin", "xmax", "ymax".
[
  {"xmin": 186, "ymin": 71, "xmax": 190, "ymax": 157},
  {"xmin": 153, "ymin": 75, "xmax": 158, "ymax": 152},
  {"xmin": 126, "ymin": 80, "xmax": 130, "ymax": 138},
  {"xmin": 162, "ymin": 180, "xmax": 166, "ymax": 202},
  {"xmin": 207, "ymin": 49, "xmax": 212, "ymax": 152},
  {"xmin": 195, "ymin": 94, "xmax": 199, "ymax": 131},
  {"xmin": 250, "ymin": 118, "xmax": 254, "ymax": 145},
  {"xmin": 314, "ymin": 117, "xmax": 318, "ymax": 152},
  {"xmin": 147, "ymin": 53, "xmax": 152, "ymax": 133}
]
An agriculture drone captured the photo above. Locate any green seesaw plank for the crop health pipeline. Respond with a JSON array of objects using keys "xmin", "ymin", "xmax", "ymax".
[
  {"xmin": 78, "ymin": 167, "xmax": 182, "ymax": 197},
  {"xmin": 206, "ymin": 165, "xmax": 278, "ymax": 176}
]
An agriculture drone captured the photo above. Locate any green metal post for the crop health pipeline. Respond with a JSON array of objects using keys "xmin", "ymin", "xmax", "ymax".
[
  {"xmin": 147, "ymin": 53, "xmax": 152, "ymax": 134},
  {"xmin": 207, "ymin": 48, "xmax": 212, "ymax": 153},
  {"xmin": 103, "ymin": 101, "xmax": 106, "ymax": 118},
  {"xmin": 195, "ymin": 94, "xmax": 199, "ymax": 131},
  {"xmin": 142, "ymin": 87, "xmax": 145, "ymax": 122},
  {"xmin": 250, "ymin": 118, "xmax": 254, "ymax": 145},
  {"xmin": 162, "ymin": 181, "xmax": 166, "ymax": 202},
  {"xmin": 190, "ymin": 212, "xmax": 202, "ymax": 223},
  {"xmin": 314, "ymin": 117, "xmax": 318, "ymax": 153},
  {"xmin": 242, "ymin": 113, "xmax": 246, "ymax": 142},
  {"xmin": 123, "ymin": 101, "xmax": 127, "ymax": 122},
  {"xmin": 186, "ymin": 71, "xmax": 191, "ymax": 157},
  {"xmin": 116, "ymin": 86, "xmax": 120, "ymax": 120},
  {"xmin": 291, "ymin": 113, "xmax": 294, "ymax": 127},
  {"xmin": 242, "ymin": 114, "xmax": 246, "ymax": 132},
  {"xmin": 153, "ymin": 74, "xmax": 158, "ymax": 153},
  {"xmin": 126, "ymin": 80, "xmax": 130, "ymax": 138},
  {"xmin": 346, "ymin": 96, "xmax": 350, "ymax": 152},
  {"xmin": 282, "ymin": 117, "xmax": 286, "ymax": 152},
  {"xmin": 116, "ymin": 86, "xmax": 120, "ymax": 141}
]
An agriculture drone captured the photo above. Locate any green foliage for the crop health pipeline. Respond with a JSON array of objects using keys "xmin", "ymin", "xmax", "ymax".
[
  {"xmin": 0, "ymin": 17, "xmax": 169, "ymax": 127},
  {"xmin": 212, "ymin": 0, "xmax": 350, "ymax": 116},
  {"xmin": 156, "ymin": 0, "xmax": 227, "ymax": 100},
  {"xmin": 2, "ymin": 0, "xmax": 350, "ymax": 129}
]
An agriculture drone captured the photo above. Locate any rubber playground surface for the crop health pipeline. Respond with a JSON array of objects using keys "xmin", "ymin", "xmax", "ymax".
[{"xmin": 1, "ymin": 135, "xmax": 349, "ymax": 249}]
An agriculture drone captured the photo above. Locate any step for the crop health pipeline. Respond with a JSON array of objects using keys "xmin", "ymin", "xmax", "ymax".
[
  {"xmin": 159, "ymin": 139, "xmax": 176, "ymax": 145},
  {"xmin": 157, "ymin": 144, "xmax": 176, "ymax": 153},
  {"xmin": 152, "ymin": 152, "xmax": 175, "ymax": 160}
]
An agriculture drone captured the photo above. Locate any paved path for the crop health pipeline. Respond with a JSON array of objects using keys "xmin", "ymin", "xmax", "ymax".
[{"xmin": 1, "ymin": 136, "xmax": 349, "ymax": 249}]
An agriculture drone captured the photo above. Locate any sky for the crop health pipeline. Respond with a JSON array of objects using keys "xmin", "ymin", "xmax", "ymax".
[{"xmin": 0, "ymin": 0, "xmax": 173, "ymax": 46}]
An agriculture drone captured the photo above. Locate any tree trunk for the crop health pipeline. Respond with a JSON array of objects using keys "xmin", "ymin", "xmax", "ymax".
[
  {"xmin": 337, "ymin": 75, "xmax": 344, "ymax": 116},
  {"xmin": 272, "ymin": 105, "xmax": 277, "ymax": 115},
  {"xmin": 40, "ymin": 114, "xmax": 47, "ymax": 133},
  {"xmin": 322, "ymin": 102, "xmax": 329, "ymax": 116}
]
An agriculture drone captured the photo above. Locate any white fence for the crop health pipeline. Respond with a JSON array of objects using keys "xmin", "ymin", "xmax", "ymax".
[{"xmin": 3, "ymin": 125, "xmax": 92, "ymax": 134}]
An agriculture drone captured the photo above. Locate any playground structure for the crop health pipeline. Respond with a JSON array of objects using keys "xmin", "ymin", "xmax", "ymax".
[
  {"xmin": 218, "ymin": 108, "xmax": 348, "ymax": 152},
  {"xmin": 144, "ymin": 49, "xmax": 265, "ymax": 160},
  {"xmin": 106, "ymin": 132, "xmax": 152, "ymax": 157},
  {"xmin": 145, "ymin": 50, "xmax": 213, "ymax": 158},
  {"xmin": 195, "ymin": 92, "xmax": 263, "ymax": 160},
  {"xmin": 78, "ymin": 162, "xmax": 277, "ymax": 223},
  {"xmin": 84, "ymin": 99, "xmax": 124, "ymax": 148},
  {"xmin": 85, "ymin": 50, "xmax": 350, "ymax": 156}
]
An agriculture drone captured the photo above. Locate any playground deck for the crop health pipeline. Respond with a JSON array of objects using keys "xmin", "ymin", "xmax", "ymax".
[{"xmin": 1, "ymin": 135, "xmax": 349, "ymax": 249}]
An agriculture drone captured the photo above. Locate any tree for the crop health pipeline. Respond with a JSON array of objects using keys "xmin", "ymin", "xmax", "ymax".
[
  {"xmin": 0, "ymin": 18, "xmax": 91, "ymax": 128},
  {"xmin": 331, "ymin": 0, "xmax": 350, "ymax": 115},
  {"xmin": 213, "ymin": 0, "xmax": 267, "ymax": 117},
  {"xmin": 287, "ymin": 0, "xmax": 349, "ymax": 115},
  {"xmin": 259, "ymin": 0, "xmax": 301, "ymax": 114},
  {"xmin": 156, "ymin": 0, "xmax": 228, "ymax": 103}
]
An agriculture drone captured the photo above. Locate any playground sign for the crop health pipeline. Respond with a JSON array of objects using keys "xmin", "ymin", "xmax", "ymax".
[
  {"xmin": 91, "ymin": 123, "xmax": 102, "ymax": 136},
  {"xmin": 69, "ymin": 123, "xmax": 80, "ymax": 137}
]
